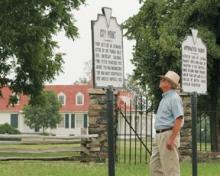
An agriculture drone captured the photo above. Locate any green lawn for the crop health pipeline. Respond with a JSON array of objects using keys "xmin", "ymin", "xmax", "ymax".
[
  {"xmin": 0, "ymin": 142, "xmax": 219, "ymax": 176},
  {"xmin": 197, "ymin": 142, "xmax": 211, "ymax": 152},
  {"xmin": 0, "ymin": 161, "xmax": 219, "ymax": 176},
  {"xmin": 116, "ymin": 139, "xmax": 152, "ymax": 164}
]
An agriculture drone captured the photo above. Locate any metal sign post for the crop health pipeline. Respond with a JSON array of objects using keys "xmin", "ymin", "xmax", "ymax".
[
  {"xmin": 106, "ymin": 86, "xmax": 115, "ymax": 176},
  {"xmin": 91, "ymin": 7, "xmax": 124, "ymax": 176},
  {"xmin": 182, "ymin": 29, "xmax": 207, "ymax": 176},
  {"xmin": 191, "ymin": 92, "xmax": 198, "ymax": 176}
]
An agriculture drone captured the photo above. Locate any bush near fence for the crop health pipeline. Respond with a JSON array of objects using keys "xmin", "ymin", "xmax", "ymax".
[{"xmin": 0, "ymin": 124, "xmax": 20, "ymax": 134}]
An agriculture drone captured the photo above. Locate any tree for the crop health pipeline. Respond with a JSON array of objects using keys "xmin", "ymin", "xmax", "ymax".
[
  {"xmin": 23, "ymin": 91, "xmax": 61, "ymax": 133},
  {"xmin": 124, "ymin": 74, "xmax": 151, "ymax": 110},
  {"xmin": 124, "ymin": 0, "xmax": 220, "ymax": 151},
  {"xmin": 0, "ymin": 0, "xmax": 85, "ymax": 104},
  {"xmin": 74, "ymin": 60, "xmax": 92, "ymax": 84},
  {"xmin": 125, "ymin": 74, "xmax": 146, "ymax": 96}
]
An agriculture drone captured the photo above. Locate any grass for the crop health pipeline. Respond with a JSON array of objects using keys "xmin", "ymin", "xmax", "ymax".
[
  {"xmin": 116, "ymin": 138, "xmax": 152, "ymax": 164},
  {"xmin": 197, "ymin": 142, "xmax": 211, "ymax": 152},
  {"xmin": 0, "ymin": 160, "xmax": 219, "ymax": 176},
  {"xmin": 116, "ymin": 139, "xmax": 213, "ymax": 163},
  {"xmin": 0, "ymin": 142, "xmax": 218, "ymax": 175}
]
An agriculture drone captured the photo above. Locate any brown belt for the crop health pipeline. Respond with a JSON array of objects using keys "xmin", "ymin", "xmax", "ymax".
[{"xmin": 156, "ymin": 127, "xmax": 173, "ymax": 134}]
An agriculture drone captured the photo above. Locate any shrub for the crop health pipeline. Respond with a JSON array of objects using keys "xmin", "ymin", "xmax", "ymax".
[{"xmin": 0, "ymin": 123, "xmax": 20, "ymax": 134}]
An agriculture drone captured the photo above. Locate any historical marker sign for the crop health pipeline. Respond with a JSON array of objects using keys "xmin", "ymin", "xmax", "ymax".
[
  {"xmin": 182, "ymin": 29, "xmax": 207, "ymax": 176},
  {"xmin": 91, "ymin": 7, "xmax": 124, "ymax": 88},
  {"xmin": 182, "ymin": 29, "xmax": 207, "ymax": 94}
]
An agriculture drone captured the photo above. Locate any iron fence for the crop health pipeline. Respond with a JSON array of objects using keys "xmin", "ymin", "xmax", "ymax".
[
  {"xmin": 115, "ymin": 96, "xmax": 217, "ymax": 165},
  {"xmin": 197, "ymin": 111, "xmax": 219, "ymax": 152},
  {"xmin": 115, "ymin": 96, "xmax": 154, "ymax": 164}
]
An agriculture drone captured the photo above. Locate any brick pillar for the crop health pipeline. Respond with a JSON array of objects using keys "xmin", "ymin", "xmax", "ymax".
[{"xmin": 179, "ymin": 93, "xmax": 192, "ymax": 160}]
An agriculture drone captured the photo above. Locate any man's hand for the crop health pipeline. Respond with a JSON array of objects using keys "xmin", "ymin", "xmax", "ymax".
[
  {"xmin": 166, "ymin": 117, "xmax": 183, "ymax": 150},
  {"xmin": 166, "ymin": 137, "xmax": 175, "ymax": 150}
]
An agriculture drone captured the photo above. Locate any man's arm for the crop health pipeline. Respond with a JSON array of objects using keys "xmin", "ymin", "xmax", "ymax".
[{"xmin": 166, "ymin": 116, "xmax": 183, "ymax": 150}]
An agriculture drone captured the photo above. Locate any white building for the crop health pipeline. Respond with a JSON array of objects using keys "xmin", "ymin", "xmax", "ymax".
[
  {"xmin": 0, "ymin": 86, "xmax": 154, "ymax": 137},
  {"xmin": 117, "ymin": 91, "xmax": 155, "ymax": 139},
  {"xmin": 0, "ymin": 85, "xmax": 90, "ymax": 136}
]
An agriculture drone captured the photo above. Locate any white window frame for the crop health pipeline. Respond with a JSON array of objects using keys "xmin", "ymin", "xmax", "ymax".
[
  {"xmin": 58, "ymin": 92, "xmax": 66, "ymax": 106},
  {"xmin": 76, "ymin": 92, "xmax": 84, "ymax": 105},
  {"xmin": 75, "ymin": 113, "xmax": 83, "ymax": 128}
]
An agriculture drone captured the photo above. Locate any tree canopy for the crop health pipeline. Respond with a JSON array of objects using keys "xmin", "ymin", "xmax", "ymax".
[
  {"xmin": 124, "ymin": 0, "xmax": 220, "ymax": 105},
  {"xmin": 0, "ymin": 0, "xmax": 85, "ymax": 104},
  {"xmin": 23, "ymin": 91, "xmax": 61, "ymax": 133},
  {"xmin": 124, "ymin": 0, "xmax": 220, "ymax": 150}
]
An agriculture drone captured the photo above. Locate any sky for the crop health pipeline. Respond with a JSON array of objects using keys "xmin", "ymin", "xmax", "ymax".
[{"xmin": 51, "ymin": 0, "xmax": 141, "ymax": 85}]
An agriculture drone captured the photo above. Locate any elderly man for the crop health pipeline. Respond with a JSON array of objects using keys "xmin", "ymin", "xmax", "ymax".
[{"xmin": 150, "ymin": 71, "xmax": 184, "ymax": 176}]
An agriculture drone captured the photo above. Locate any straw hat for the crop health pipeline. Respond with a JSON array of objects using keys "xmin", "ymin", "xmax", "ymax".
[{"xmin": 160, "ymin": 71, "xmax": 180, "ymax": 88}]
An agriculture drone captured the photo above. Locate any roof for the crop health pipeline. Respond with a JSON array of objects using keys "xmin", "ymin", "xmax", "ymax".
[
  {"xmin": 0, "ymin": 87, "xmax": 28, "ymax": 113},
  {"xmin": 0, "ymin": 84, "xmax": 91, "ymax": 113},
  {"xmin": 45, "ymin": 84, "xmax": 90, "ymax": 112}
]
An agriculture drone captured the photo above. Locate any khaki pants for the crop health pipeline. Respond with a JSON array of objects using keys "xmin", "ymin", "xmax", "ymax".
[{"xmin": 150, "ymin": 130, "xmax": 180, "ymax": 176}]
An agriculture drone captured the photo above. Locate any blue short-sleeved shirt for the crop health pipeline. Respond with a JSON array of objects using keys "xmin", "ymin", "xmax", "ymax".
[{"xmin": 155, "ymin": 90, "xmax": 184, "ymax": 130}]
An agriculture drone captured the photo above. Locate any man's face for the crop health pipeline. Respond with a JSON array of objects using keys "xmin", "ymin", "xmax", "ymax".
[{"xmin": 159, "ymin": 78, "xmax": 172, "ymax": 92}]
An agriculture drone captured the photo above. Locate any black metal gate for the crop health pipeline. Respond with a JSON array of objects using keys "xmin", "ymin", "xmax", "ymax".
[{"xmin": 115, "ymin": 95, "xmax": 154, "ymax": 164}]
